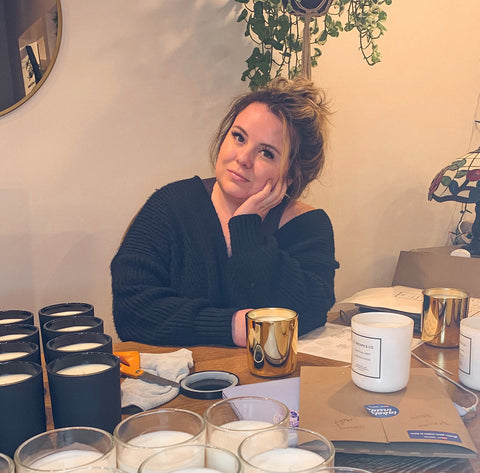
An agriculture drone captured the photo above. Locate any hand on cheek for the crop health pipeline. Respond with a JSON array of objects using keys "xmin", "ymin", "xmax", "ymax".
[{"xmin": 233, "ymin": 179, "xmax": 288, "ymax": 220}]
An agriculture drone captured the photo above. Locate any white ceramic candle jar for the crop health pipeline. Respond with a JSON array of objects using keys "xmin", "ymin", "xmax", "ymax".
[{"xmin": 351, "ymin": 312, "xmax": 413, "ymax": 393}]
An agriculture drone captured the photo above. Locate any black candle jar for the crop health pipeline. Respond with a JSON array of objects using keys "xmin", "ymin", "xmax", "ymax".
[
  {"xmin": 38, "ymin": 302, "xmax": 94, "ymax": 328},
  {"xmin": 41, "ymin": 316, "xmax": 103, "ymax": 352},
  {"xmin": 0, "ymin": 361, "xmax": 46, "ymax": 457},
  {"xmin": 0, "ymin": 324, "xmax": 40, "ymax": 348},
  {"xmin": 0, "ymin": 311, "xmax": 34, "ymax": 326},
  {"xmin": 45, "ymin": 332, "xmax": 112, "ymax": 364},
  {"xmin": 0, "ymin": 341, "xmax": 40, "ymax": 365},
  {"xmin": 47, "ymin": 352, "xmax": 121, "ymax": 433}
]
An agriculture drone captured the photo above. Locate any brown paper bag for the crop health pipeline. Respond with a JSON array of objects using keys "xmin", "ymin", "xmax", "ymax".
[{"xmin": 299, "ymin": 366, "xmax": 477, "ymax": 458}]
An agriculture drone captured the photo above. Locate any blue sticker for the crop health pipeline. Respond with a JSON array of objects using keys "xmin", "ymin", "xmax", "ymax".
[
  {"xmin": 290, "ymin": 410, "xmax": 300, "ymax": 428},
  {"xmin": 408, "ymin": 431, "xmax": 462, "ymax": 443},
  {"xmin": 364, "ymin": 404, "xmax": 399, "ymax": 418}
]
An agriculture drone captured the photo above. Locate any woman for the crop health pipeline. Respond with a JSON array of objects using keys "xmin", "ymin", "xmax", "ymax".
[{"xmin": 111, "ymin": 77, "xmax": 339, "ymax": 347}]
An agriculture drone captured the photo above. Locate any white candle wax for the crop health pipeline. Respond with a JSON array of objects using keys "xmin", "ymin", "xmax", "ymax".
[
  {"xmin": 118, "ymin": 431, "xmax": 193, "ymax": 473},
  {"xmin": 249, "ymin": 448, "xmax": 325, "ymax": 472},
  {"xmin": 56, "ymin": 325, "xmax": 93, "ymax": 332},
  {"xmin": 0, "ymin": 318, "xmax": 23, "ymax": 324},
  {"xmin": 366, "ymin": 322, "xmax": 408, "ymax": 328},
  {"xmin": 256, "ymin": 316, "xmax": 288, "ymax": 322},
  {"xmin": 0, "ymin": 373, "xmax": 32, "ymax": 385},
  {"xmin": 174, "ymin": 469, "xmax": 222, "ymax": 473},
  {"xmin": 51, "ymin": 310, "xmax": 83, "ymax": 316},
  {"xmin": 209, "ymin": 420, "xmax": 273, "ymax": 453},
  {"xmin": 0, "ymin": 333, "xmax": 28, "ymax": 341},
  {"xmin": 58, "ymin": 342, "xmax": 103, "ymax": 352},
  {"xmin": 29, "ymin": 449, "xmax": 104, "ymax": 470},
  {"xmin": 56, "ymin": 363, "xmax": 111, "ymax": 376},
  {"xmin": 0, "ymin": 351, "xmax": 29, "ymax": 361}
]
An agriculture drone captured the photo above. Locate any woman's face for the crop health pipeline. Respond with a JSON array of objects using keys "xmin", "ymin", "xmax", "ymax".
[{"xmin": 215, "ymin": 102, "xmax": 287, "ymax": 205}]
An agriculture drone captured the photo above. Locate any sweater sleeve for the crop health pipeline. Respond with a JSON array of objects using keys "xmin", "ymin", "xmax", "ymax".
[
  {"xmin": 225, "ymin": 209, "xmax": 339, "ymax": 335},
  {"xmin": 111, "ymin": 252, "xmax": 236, "ymax": 346},
  {"xmin": 111, "ymin": 181, "xmax": 237, "ymax": 347}
]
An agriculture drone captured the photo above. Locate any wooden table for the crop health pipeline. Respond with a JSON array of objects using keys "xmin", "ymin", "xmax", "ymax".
[
  {"xmin": 106, "ymin": 340, "xmax": 479, "ymax": 473},
  {"xmin": 43, "ymin": 340, "xmax": 480, "ymax": 473}
]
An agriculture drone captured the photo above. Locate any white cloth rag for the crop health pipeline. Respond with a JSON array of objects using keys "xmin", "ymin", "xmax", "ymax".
[{"xmin": 121, "ymin": 348, "xmax": 193, "ymax": 411}]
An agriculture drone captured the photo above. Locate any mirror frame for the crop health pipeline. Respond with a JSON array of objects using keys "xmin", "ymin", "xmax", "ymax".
[{"xmin": 0, "ymin": 0, "xmax": 63, "ymax": 118}]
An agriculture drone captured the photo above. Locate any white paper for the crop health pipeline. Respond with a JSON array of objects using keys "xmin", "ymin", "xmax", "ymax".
[
  {"xmin": 340, "ymin": 285, "xmax": 480, "ymax": 317},
  {"xmin": 298, "ymin": 322, "xmax": 423, "ymax": 363}
]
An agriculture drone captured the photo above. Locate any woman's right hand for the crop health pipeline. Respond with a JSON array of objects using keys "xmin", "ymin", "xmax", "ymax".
[{"xmin": 233, "ymin": 179, "xmax": 288, "ymax": 221}]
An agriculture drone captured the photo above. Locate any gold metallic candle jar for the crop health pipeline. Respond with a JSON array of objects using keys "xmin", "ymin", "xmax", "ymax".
[
  {"xmin": 421, "ymin": 288, "xmax": 469, "ymax": 347},
  {"xmin": 246, "ymin": 308, "xmax": 298, "ymax": 377}
]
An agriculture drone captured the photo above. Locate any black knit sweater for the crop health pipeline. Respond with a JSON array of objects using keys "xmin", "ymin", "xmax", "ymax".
[{"xmin": 111, "ymin": 176, "xmax": 339, "ymax": 346}]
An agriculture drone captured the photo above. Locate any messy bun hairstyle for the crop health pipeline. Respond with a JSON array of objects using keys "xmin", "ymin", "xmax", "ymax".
[{"xmin": 210, "ymin": 76, "xmax": 330, "ymax": 200}]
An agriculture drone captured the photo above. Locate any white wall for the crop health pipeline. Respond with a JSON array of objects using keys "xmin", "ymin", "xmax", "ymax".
[{"xmin": 1, "ymin": 0, "xmax": 479, "ymax": 340}]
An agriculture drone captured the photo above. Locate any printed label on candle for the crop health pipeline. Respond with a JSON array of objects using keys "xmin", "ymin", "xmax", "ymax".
[
  {"xmin": 56, "ymin": 325, "xmax": 92, "ymax": 332},
  {"xmin": 459, "ymin": 333, "xmax": 472, "ymax": 375},
  {"xmin": 0, "ymin": 333, "xmax": 28, "ymax": 341},
  {"xmin": 249, "ymin": 448, "xmax": 325, "ymax": 472},
  {"xmin": 56, "ymin": 363, "xmax": 111, "ymax": 376},
  {"xmin": 351, "ymin": 331, "xmax": 381, "ymax": 379},
  {"xmin": 30, "ymin": 449, "xmax": 104, "ymax": 470},
  {"xmin": 0, "ymin": 318, "xmax": 23, "ymax": 324},
  {"xmin": 58, "ymin": 342, "xmax": 103, "ymax": 352},
  {"xmin": 118, "ymin": 431, "xmax": 194, "ymax": 473},
  {"xmin": 0, "ymin": 351, "xmax": 29, "ymax": 361},
  {"xmin": 0, "ymin": 373, "xmax": 32, "ymax": 385}
]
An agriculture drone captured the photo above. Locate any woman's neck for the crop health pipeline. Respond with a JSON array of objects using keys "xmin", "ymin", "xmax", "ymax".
[
  {"xmin": 211, "ymin": 182, "xmax": 239, "ymax": 256},
  {"xmin": 211, "ymin": 182, "xmax": 241, "ymax": 219}
]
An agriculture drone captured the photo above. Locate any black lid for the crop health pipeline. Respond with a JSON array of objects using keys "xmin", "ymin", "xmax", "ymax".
[{"xmin": 180, "ymin": 370, "xmax": 239, "ymax": 399}]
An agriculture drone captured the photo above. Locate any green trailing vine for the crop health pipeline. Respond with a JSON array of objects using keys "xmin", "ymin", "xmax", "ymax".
[{"xmin": 234, "ymin": 0, "xmax": 392, "ymax": 90}]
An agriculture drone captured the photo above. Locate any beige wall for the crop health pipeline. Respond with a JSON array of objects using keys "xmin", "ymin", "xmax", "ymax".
[{"xmin": 1, "ymin": 0, "xmax": 479, "ymax": 341}]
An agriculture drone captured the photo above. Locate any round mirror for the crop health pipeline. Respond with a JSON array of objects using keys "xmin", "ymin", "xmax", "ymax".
[{"xmin": 0, "ymin": 0, "xmax": 62, "ymax": 117}]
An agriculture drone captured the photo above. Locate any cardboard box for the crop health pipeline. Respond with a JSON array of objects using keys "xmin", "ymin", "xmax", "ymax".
[
  {"xmin": 299, "ymin": 366, "xmax": 478, "ymax": 458},
  {"xmin": 392, "ymin": 247, "xmax": 480, "ymax": 298}
]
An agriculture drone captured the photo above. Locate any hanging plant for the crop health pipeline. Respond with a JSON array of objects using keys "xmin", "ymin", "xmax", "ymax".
[{"xmin": 234, "ymin": 0, "xmax": 392, "ymax": 90}]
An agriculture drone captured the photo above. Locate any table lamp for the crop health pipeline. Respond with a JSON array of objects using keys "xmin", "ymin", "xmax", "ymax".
[{"xmin": 428, "ymin": 147, "xmax": 480, "ymax": 255}]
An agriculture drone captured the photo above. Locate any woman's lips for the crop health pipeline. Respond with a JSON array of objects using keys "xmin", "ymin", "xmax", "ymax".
[{"xmin": 228, "ymin": 169, "xmax": 249, "ymax": 182}]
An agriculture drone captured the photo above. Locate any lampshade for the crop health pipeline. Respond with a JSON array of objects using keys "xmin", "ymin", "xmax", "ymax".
[
  {"xmin": 428, "ymin": 147, "xmax": 480, "ymax": 255},
  {"xmin": 428, "ymin": 148, "xmax": 480, "ymax": 203}
]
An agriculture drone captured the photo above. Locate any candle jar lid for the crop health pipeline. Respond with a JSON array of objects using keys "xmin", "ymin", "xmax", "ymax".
[
  {"xmin": 180, "ymin": 371, "xmax": 239, "ymax": 399},
  {"xmin": 0, "ymin": 310, "xmax": 34, "ymax": 326}
]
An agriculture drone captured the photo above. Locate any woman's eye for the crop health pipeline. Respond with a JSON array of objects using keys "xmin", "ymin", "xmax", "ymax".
[
  {"xmin": 232, "ymin": 131, "xmax": 245, "ymax": 143},
  {"xmin": 260, "ymin": 149, "xmax": 275, "ymax": 160}
]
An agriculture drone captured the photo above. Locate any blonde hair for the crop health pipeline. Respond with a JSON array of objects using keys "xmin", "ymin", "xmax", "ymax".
[{"xmin": 209, "ymin": 77, "xmax": 330, "ymax": 200}]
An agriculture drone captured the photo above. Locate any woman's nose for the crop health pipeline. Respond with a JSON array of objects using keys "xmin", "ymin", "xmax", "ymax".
[{"xmin": 236, "ymin": 147, "xmax": 254, "ymax": 167}]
